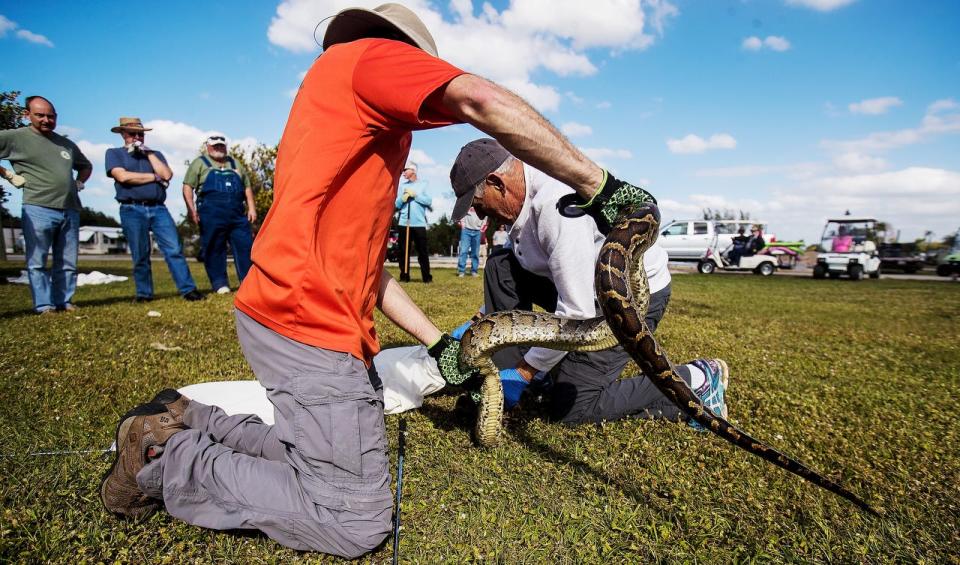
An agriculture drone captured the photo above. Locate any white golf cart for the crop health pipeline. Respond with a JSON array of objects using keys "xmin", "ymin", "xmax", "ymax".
[
  {"xmin": 697, "ymin": 230, "xmax": 778, "ymax": 276},
  {"xmin": 813, "ymin": 217, "xmax": 881, "ymax": 280}
]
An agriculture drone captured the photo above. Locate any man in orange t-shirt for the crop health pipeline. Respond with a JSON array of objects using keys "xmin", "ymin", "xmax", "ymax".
[{"xmin": 102, "ymin": 3, "xmax": 657, "ymax": 557}]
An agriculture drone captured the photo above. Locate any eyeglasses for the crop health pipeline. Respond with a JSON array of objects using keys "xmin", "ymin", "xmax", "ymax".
[
  {"xmin": 208, "ymin": 136, "xmax": 225, "ymax": 141},
  {"xmin": 126, "ymin": 131, "xmax": 145, "ymax": 138}
]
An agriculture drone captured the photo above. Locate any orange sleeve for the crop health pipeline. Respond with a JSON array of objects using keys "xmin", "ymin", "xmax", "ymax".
[{"xmin": 353, "ymin": 40, "xmax": 465, "ymax": 129}]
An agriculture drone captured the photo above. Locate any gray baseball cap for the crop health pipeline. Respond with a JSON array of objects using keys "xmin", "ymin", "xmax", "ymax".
[{"xmin": 450, "ymin": 138, "xmax": 510, "ymax": 221}]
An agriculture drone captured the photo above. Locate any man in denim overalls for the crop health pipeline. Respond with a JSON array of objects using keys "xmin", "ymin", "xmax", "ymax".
[{"xmin": 182, "ymin": 136, "xmax": 257, "ymax": 294}]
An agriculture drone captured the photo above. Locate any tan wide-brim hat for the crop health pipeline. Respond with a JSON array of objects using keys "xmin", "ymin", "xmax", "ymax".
[
  {"xmin": 323, "ymin": 3, "xmax": 438, "ymax": 58},
  {"xmin": 111, "ymin": 117, "xmax": 152, "ymax": 133}
]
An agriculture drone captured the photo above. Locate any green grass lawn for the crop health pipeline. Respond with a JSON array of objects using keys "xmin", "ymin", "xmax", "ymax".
[{"xmin": 1, "ymin": 259, "xmax": 958, "ymax": 563}]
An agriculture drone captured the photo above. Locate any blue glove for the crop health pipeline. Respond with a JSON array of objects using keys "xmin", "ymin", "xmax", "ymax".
[
  {"xmin": 500, "ymin": 368, "xmax": 530, "ymax": 410},
  {"xmin": 450, "ymin": 320, "xmax": 473, "ymax": 340}
]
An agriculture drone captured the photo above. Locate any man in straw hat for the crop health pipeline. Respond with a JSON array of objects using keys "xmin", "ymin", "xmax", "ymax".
[
  {"xmin": 0, "ymin": 95, "xmax": 92, "ymax": 314},
  {"xmin": 102, "ymin": 3, "xmax": 655, "ymax": 557},
  {"xmin": 104, "ymin": 117, "xmax": 204, "ymax": 302}
]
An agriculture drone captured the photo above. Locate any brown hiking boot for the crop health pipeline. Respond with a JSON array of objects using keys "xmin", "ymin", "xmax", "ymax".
[
  {"xmin": 100, "ymin": 402, "xmax": 185, "ymax": 518},
  {"xmin": 150, "ymin": 388, "xmax": 191, "ymax": 426}
]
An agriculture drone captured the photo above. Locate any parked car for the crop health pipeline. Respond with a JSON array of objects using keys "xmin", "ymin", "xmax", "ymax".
[
  {"xmin": 878, "ymin": 242, "xmax": 924, "ymax": 273},
  {"xmin": 386, "ymin": 229, "xmax": 401, "ymax": 263},
  {"xmin": 658, "ymin": 219, "xmax": 772, "ymax": 261}
]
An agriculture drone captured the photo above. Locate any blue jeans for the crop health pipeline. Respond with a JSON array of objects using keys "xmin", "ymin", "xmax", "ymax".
[
  {"xmin": 198, "ymin": 195, "xmax": 253, "ymax": 290},
  {"xmin": 457, "ymin": 229, "xmax": 482, "ymax": 275},
  {"xmin": 119, "ymin": 203, "xmax": 197, "ymax": 297},
  {"xmin": 21, "ymin": 204, "xmax": 79, "ymax": 312}
]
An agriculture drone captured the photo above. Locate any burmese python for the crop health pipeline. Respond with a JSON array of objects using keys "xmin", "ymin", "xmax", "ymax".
[{"xmin": 459, "ymin": 204, "xmax": 878, "ymax": 515}]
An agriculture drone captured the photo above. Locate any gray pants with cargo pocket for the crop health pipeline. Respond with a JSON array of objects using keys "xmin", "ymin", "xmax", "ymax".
[{"xmin": 137, "ymin": 310, "xmax": 393, "ymax": 558}]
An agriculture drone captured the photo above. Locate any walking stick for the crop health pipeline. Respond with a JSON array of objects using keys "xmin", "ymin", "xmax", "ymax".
[
  {"xmin": 402, "ymin": 198, "xmax": 412, "ymax": 280},
  {"xmin": 392, "ymin": 417, "xmax": 407, "ymax": 565}
]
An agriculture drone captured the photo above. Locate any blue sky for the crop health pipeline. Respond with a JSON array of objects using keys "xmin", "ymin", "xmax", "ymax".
[{"xmin": 2, "ymin": 0, "xmax": 958, "ymax": 244}]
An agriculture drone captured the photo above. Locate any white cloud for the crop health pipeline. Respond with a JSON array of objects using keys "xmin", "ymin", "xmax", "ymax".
[
  {"xmin": 823, "ymin": 98, "xmax": 960, "ymax": 153},
  {"xmin": 774, "ymin": 167, "xmax": 960, "ymax": 240},
  {"xmin": 582, "ymin": 147, "xmax": 632, "ymax": 160},
  {"xmin": 785, "ymin": 0, "xmax": 857, "ymax": 11},
  {"xmin": 561, "ymin": 122, "xmax": 593, "ymax": 137},
  {"xmin": 579, "ymin": 147, "xmax": 632, "ymax": 171},
  {"xmin": 0, "ymin": 15, "xmax": 15, "ymax": 35},
  {"xmin": 407, "ymin": 148, "xmax": 435, "ymax": 166},
  {"xmin": 927, "ymin": 99, "xmax": 957, "ymax": 114},
  {"xmin": 763, "ymin": 36, "xmax": 791, "ymax": 51},
  {"xmin": 267, "ymin": 0, "xmax": 677, "ymax": 113},
  {"xmin": 596, "ymin": 101, "xmax": 612, "ymax": 110},
  {"xmin": 742, "ymin": 36, "xmax": 762, "ymax": 51},
  {"xmin": 0, "ymin": 14, "xmax": 54, "ymax": 47},
  {"xmin": 849, "ymin": 96, "xmax": 902, "ymax": 115},
  {"xmin": 743, "ymin": 35, "xmax": 790, "ymax": 52},
  {"xmin": 15, "ymin": 29, "xmax": 53, "ymax": 47},
  {"xmin": 501, "ymin": 80, "xmax": 561, "ymax": 112},
  {"xmin": 667, "ymin": 133, "xmax": 737, "ymax": 154},
  {"xmin": 695, "ymin": 162, "xmax": 823, "ymax": 180},
  {"xmin": 658, "ymin": 166, "xmax": 960, "ymax": 243},
  {"xmin": 832, "ymin": 152, "xmax": 888, "ymax": 173}
]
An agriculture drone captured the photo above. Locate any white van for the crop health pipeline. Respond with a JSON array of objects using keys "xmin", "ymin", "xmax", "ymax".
[{"xmin": 659, "ymin": 219, "xmax": 772, "ymax": 260}]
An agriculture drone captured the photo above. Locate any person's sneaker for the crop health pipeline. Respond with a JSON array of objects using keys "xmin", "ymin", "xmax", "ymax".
[
  {"xmin": 133, "ymin": 295, "xmax": 154, "ymax": 303},
  {"xmin": 36, "ymin": 307, "xmax": 56, "ymax": 316},
  {"xmin": 423, "ymin": 275, "xmax": 433, "ymax": 283},
  {"xmin": 59, "ymin": 303, "xmax": 79, "ymax": 312},
  {"xmin": 688, "ymin": 358, "xmax": 730, "ymax": 431},
  {"xmin": 471, "ymin": 272, "xmax": 479, "ymax": 277},
  {"xmin": 100, "ymin": 402, "xmax": 186, "ymax": 518},
  {"xmin": 399, "ymin": 274, "xmax": 411, "ymax": 283},
  {"xmin": 150, "ymin": 388, "xmax": 191, "ymax": 426},
  {"xmin": 457, "ymin": 273, "xmax": 465, "ymax": 278},
  {"xmin": 215, "ymin": 286, "xmax": 231, "ymax": 295},
  {"xmin": 182, "ymin": 289, "xmax": 205, "ymax": 302}
]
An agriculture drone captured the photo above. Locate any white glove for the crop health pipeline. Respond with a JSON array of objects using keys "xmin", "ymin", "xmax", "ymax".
[{"xmin": 2, "ymin": 169, "xmax": 25, "ymax": 188}]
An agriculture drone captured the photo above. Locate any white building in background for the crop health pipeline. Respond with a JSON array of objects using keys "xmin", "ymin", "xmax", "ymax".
[
  {"xmin": 2, "ymin": 227, "xmax": 24, "ymax": 254},
  {"xmin": 79, "ymin": 226, "xmax": 126, "ymax": 254}
]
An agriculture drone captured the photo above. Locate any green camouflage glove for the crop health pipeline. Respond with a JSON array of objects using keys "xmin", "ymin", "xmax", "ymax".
[
  {"xmin": 428, "ymin": 333, "xmax": 479, "ymax": 386},
  {"xmin": 561, "ymin": 170, "xmax": 657, "ymax": 234}
]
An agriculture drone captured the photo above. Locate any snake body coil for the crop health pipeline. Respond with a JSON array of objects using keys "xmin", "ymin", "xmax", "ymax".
[{"xmin": 460, "ymin": 204, "xmax": 877, "ymax": 515}]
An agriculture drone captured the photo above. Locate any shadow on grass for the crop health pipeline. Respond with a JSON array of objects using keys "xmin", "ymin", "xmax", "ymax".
[
  {"xmin": 415, "ymin": 398, "xmax": 670, "ymax": 511},
  {"xmin": 0, "ymin": 292, "xmax": 186, "ymax": 320}
]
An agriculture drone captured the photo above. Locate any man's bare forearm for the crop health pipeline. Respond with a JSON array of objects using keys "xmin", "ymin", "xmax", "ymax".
[
  {"xmin": 441, "ymin": 74, "xmax": 603, "ymax": 200},
  {"xmin": 377, "ymin": 270, "xmax": 442, "ymax": 347},
  {"xmin": 147, "ymin": 152, "xmax": 173, "ymax": 181}
]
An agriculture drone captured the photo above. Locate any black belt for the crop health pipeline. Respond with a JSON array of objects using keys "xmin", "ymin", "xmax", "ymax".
[{"xmin": 120, "ymin": 200, "xmax": 162, "ymax": 206}]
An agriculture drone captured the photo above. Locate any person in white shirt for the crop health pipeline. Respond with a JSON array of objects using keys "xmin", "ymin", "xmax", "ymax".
[{"xmin": 449, "ymin": 138, "xmax": 729, "ymax": 425}]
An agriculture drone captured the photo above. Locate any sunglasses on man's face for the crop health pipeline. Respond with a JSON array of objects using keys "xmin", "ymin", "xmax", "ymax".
[{"xmin": 127, "ymin": 131, "xmax": 145, "ymax": 138}]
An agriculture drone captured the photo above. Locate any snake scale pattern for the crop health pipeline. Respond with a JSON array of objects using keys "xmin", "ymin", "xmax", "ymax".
[{"xmin": 459, "ymin": 204, "xmax": 878, "ymax": 515}]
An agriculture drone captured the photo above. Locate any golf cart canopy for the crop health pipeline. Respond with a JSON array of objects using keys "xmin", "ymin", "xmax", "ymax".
[{"xmin": 826, "ymin": 218, "xmax": 877, "ymax": 223}]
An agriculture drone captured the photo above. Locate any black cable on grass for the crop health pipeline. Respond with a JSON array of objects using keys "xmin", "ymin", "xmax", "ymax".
[{"xmin": 392, "ymin": 417, "xmax": 407, "ymax": 565}]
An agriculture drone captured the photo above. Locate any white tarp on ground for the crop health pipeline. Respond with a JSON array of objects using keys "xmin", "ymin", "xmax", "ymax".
[
  {"xmin": 178, "ymin": 345, "xmax": 445, "ymax": 422},
  {"xmin": 6, "ymin": 270, "xmax": 128, "ymax": 285}
]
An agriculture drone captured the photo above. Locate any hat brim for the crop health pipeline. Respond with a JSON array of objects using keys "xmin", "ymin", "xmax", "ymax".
[
  {"xmin": 451, "ymin": 188, "xmax": 477, "ymax": 222},
  {"xmin": 322, "ymin": 8, "xmax": 437, "ymax": 57},
  {"xmin": 111, "ymin": 126, "xmax": 153, "ymax": 133}
]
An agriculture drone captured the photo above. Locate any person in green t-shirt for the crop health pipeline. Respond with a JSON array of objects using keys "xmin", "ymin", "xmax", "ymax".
[
  {"xmin": 0, "ymin": 96, "xmax": 92, "ymax": 314},
  {"xmin": 181, "ymin": 135, "xmax": 256, "ymax": 294}
]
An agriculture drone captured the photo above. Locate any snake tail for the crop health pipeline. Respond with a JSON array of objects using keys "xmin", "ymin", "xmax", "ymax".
[{"xmin": 597, "ymin": 207, "xmax": 878, "ymax": 516}]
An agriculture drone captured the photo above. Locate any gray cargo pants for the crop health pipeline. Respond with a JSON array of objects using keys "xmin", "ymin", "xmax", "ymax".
[
  {"xmin": 484, "ymin": 248, "xmax": 692, "ymax": 425},
  {"xmin": 137, "ymin": 310, "xmax": 392, "ymax": 558}
]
